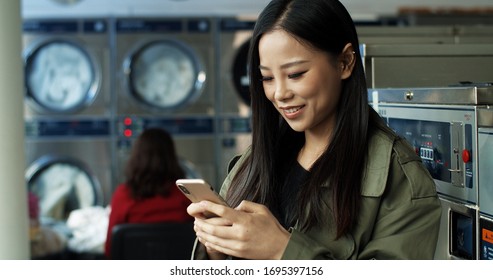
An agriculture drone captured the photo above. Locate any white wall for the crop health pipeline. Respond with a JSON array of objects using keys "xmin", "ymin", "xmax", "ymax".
[{"xmin": 22, "ymin": 0, "xmax": 493, "ymax": 19}]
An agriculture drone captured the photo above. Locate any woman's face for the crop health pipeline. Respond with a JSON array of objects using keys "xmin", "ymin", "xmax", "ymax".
[{"xmin": 259, "ymin": 29, "xmax": 346, "ymax": 137}]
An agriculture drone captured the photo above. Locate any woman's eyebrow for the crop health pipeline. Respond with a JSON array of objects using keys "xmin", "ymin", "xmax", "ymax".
[{"xmin": 259, "ymin": 60, "xmax": 309, "ymax": 71}]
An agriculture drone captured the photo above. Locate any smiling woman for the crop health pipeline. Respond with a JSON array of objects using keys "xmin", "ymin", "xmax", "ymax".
[{"xmin": 185, "ymin": 0, "xmax": 442, "ymax": 260}]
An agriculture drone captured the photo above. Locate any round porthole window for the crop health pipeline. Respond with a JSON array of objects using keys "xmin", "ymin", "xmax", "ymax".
[
  {"xmin": 124, "ymin": 39, "xmax": 205, "ymax": 111},
  {"xmin": 24, "ymin": 39, "xmax": 99, "ymax": 113},
  {"xmin": 26, "ymin": 155, "xmax": 102, "ymax": 222}
]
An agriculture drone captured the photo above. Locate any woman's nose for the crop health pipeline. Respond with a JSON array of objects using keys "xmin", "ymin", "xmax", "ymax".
[{"xmin": 273, "ymin": 80, "xmax": 293, "ymax": 101}]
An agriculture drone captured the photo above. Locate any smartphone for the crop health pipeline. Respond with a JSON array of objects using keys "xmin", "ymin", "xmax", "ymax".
[{"xmin": 176, "ymin": 179, "xmax": 229, "ymax": 218}]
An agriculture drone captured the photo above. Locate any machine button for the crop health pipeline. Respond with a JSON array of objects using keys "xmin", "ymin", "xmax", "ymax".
[{"xmin": 462, "ymin": 149, "xmax": 471, "ymax": 163}]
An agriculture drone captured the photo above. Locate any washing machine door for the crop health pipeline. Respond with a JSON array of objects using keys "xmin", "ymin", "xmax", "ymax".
[
  {"xmin": 26, "ymin": 155, "xmax": 103, "ymax": 223},
  {"xmin": 124, "ymin": 39, "xmax": 205, "ymax": 111},
  {"xmin": 24, "ymin": 39, "xmax": 100, "ymax": 113},
  {"xmin": 232, "ymin": 40, "xmax": 251, "ymax": 106}
]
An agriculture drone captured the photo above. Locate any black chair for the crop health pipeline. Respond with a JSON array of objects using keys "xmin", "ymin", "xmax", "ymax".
[{"xmin": 110, "ymin": 222, "xmax": 196, "ymax": 260}]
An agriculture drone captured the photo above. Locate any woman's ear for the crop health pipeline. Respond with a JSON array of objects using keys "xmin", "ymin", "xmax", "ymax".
[{"xmin": 339, "ymin": 43, "xmax": 356, "ymax": 80}]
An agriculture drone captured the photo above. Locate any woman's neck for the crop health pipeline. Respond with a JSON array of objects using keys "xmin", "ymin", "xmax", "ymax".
[{"xmin": 297, "ymin": 130, "xmax": 331, "ymax": 170}]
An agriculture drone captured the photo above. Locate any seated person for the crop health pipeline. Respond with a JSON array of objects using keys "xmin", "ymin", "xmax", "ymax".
[{"xmin": 104, "ymin": 128, "xmax": 192, "ymax": 258}]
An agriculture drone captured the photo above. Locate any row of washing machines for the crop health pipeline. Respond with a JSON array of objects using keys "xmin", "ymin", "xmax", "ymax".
[{"xmin": 22, "ymin": 17, "xmax": 256, "ymax": 224}]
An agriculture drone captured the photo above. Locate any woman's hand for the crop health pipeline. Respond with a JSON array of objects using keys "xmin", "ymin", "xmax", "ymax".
[
  {"xmin": 187, "ymin": 201, "xmax": 231, "ymax": 259},
  {"xmin": 188, "ymin": 200, "xmax": 290, "ymax": 260}
]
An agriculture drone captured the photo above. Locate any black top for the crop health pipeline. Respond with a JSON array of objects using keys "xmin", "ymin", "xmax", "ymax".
[{"xmin": 278, "ymin": 160, "xmax": 310, "ymax": 229}]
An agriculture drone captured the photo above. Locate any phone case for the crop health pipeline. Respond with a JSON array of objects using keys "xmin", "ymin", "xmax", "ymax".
[{"xmin": 175, "ymin": 178, "xmax": 228, "ymax": 206}]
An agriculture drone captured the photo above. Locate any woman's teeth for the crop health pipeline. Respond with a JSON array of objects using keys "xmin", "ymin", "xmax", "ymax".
[{"xmin": 285, "ymin": 107, "xmax": 302, "ymax": 114}]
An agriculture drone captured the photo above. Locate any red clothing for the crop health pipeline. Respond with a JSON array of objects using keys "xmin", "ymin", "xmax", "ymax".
[{"xmin": 104, "ymin": 183, "xmax": 192, "ymax": 258}]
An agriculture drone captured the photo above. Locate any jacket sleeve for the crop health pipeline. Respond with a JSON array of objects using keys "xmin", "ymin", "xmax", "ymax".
[{"xmin": 281, "ymin": 229, "xmax": 340, "ymax": 259}]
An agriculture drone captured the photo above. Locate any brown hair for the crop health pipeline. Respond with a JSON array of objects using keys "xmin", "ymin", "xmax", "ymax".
[{"xmin": 124, "ymin": 128, "xmax": 185, "ymax": 200}]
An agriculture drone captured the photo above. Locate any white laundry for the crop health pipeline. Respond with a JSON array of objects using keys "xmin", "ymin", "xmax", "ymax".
[{"xmin": 66, "ymin": 205, "xmax": 110, "ymax": 253}]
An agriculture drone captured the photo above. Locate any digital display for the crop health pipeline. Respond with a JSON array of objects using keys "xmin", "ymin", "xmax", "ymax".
[{"xmin": 451, "ymin": 211, "xmax": 475, "ymax": 259}]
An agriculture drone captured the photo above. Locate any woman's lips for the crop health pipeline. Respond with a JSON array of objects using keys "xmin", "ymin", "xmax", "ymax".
[{"xmin": 281, "ymin": 105, "xmax": 304, "ymax": 119}]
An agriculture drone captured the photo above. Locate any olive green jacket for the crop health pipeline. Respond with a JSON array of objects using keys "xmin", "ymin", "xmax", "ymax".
[{"xmin": 192, "ymin": 128, "xmax": 441, "ymax": 259}]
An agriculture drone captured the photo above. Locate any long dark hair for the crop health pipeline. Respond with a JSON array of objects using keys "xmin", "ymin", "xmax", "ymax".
[
  {"xmin": 125, "ymin": 128, "xmax": 185, "ymax": 200},
  {"xmin": 226, "ymin": 0, "xmax": 388, "ymax": 238}
]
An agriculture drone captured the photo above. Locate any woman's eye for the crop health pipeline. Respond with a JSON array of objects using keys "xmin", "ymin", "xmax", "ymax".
[
  {"xmin": 260, "ymin": 76, "xmax": 273, "ymax": 82},
  {"xmin": 288, "ymin": 71, "xmax": 307, "ymax": 79}
]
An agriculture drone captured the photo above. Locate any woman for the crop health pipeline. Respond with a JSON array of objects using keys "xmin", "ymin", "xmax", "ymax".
[
  {"xmin": 104, "ymin": 128, "xmax": 192, "ymax": 258},
  {"xmin": 188, "ymin": 0, "xmax": 441, "ymax": 260}
]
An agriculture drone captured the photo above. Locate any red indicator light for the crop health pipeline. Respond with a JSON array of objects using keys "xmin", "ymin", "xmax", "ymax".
[
  {"xmin": 124, "ymin": 129, "xmax": 132, "ymax": 138},
  {"xmin": 124, "ymin": 117, "xmax": 132, "ymax": 126},
  {"xmin": 462, "ymin": 149, "xmax": 471, "ymax": 163}
]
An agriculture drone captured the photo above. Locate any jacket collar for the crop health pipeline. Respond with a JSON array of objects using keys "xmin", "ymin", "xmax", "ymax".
[
  {"xmin": 360, "ymin": 129, "xmax": 393, "ymax": 197},
  {"xmin": 320, "ymin": 129, "xmax": 394, "ymax": 198}
]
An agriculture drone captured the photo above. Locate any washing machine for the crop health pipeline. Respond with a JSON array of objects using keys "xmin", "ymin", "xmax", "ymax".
[
  {"xmin": 113, "ymin": 17, "xmax": 218, "ymax": 188},
  {"xmin": 479, "ymin": 215, "xmax": 493, "ymax": 260},
  {"xmin": 22, "ymin": 18, "xmax": 114, "ymax": 230},
  {"xmin": 114, "ymin": 17, "xmax": 215, "ymax": 116},
  {"xmin": 22, "ymin": 18, "xmax": 111, "ymax": 118},
  {"xmin": 369, "ymin": 86, "xmax": 493, "ymax": 260},
  {"xmin": 114, "ymin": 116, "xmax": 215, "ymax": 189},
  {"xmin": 25, "ymin": 118, "xmax": 112, "ymax": 227},
  {"xmin": 478, "ymin": 118, "xmax": 493, "ymax": 260},
  {"xmin": 216, "ymin": 17, "xmax": 256, "ymax": 184},
  {"xmin": 217, "ymin": 17, "xmax": 256, "ymax": 115}
]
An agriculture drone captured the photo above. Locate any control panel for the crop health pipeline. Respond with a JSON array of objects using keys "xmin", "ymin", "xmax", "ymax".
[{"xmin": 388, "ymin": 118, "xmax": 473, "ymax": 189}]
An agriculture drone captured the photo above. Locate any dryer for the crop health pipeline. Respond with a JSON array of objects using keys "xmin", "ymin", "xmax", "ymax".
[
  {"xmin": 22, "ymin": 18, "xmax": 114, "ymax": 228},
  {"xmin": 114, "ymin": 17, "xmax": 215, "ymax": 116},
  {"xmin": 116, "ymin": 117, "xmax": 206, "ymax": 186},
  {"xmin": 217, "ymin": 17, "xmax": 256, "ymax": 115},
  {"xmin": 25, "ymin": 118, "xmax": 112, "ymax": 226},
  {"xmin": 113, "ymin": 17, "xmax": 218, "ymax": 187},
  {"xmin": 22, "ymin": 18, "xmax": 111, "ymax": 118},
  {"xmin": 216, "ymin": 17, "xmax": 256, "ymax": 184}
]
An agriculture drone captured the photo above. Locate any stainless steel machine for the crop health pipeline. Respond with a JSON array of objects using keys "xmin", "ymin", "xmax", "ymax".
[
  {"xmin": 114, "ymin": 115, "xmax": 210, "ymax": 186},
  {"xmin": 455, "ymin": 26, "xmax": 493, "ymax": 44},
  {"xmin": 357, "ymin": 25, "xmax": 493, "ymax": 45},
  {"xmin": 217, "ymin": 17, "xmax": 256, "ymax": 114},
  {"xmin": 25, "ymin": 119, "xmax": 112, "ymax": 223},
  {"xmin": 369, "ymin": 86, "xmax": 493, "ymax": 259},
  {"xmin": 357, "ymin": 26, "xmax": 456, "ymax": 45},
  {"xmin": 113, "ymin": 17, "xmax": 217, "ymax": 187},
  {"xmin": 363, "ymin": 44, "xmax": 493, "ymax": 88},
  {"xmin": 22, "ymin": 18, "xmax": 111, "ymax": 118},
  {"xmin": 479, "ymin": 125, "xmax": 493, "ymax": 259},
  {"xmin": 114, "ymin": 17, "xmax": 215, "ymax": 116},
  {"xmin": 215, "ymin": 17, "xmax": 256, "ymax": 183},
  {"xmin": 22, "ymin": 18, "xmax": 114, "ymax": 223}
]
